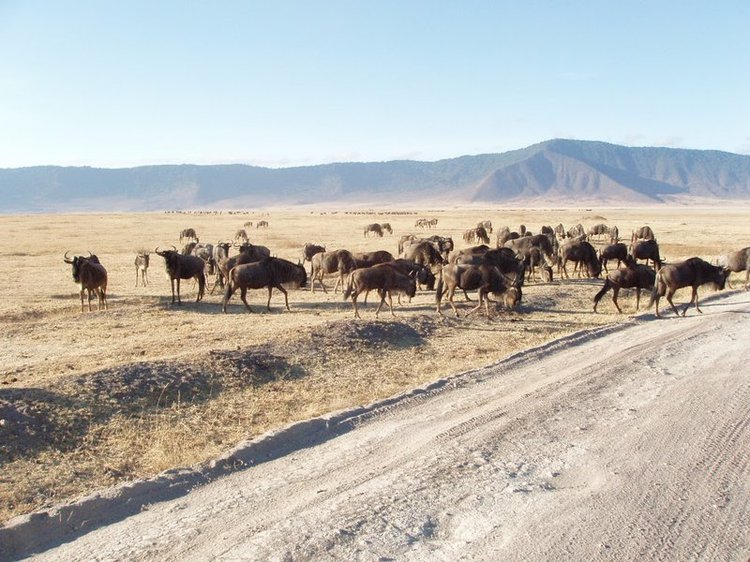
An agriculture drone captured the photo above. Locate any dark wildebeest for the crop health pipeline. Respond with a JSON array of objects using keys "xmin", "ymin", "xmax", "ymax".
[
  {"xmin": 210, "ymin": 242, "xmax": 232, "ymax": 290},
  {"xmin": 353, "ymin": 250, "xmax": 395, "ymax": 268},
  {"xmin": 401, "ymin": 240, "xmax": 446, "ymax": 269},
  {"xmin": 213, "ymin": 242, "xmax": 272, "ymax": 293},
  {"xmin": 436, "ymin": 264, "xmax": 522, "ymax": 317},
  {"xmin": 559, "ymin": 240, "xmax": 601, "ymax": 279},
  {"xmin": 567, "ymin": 224, "xmax": 585, "ymax": 239},
  {"xmin": 134, "ymin": 251, "xmax": 150, "ymax": 287},
  {"xmin": 593, "ymin": 258, "xmax": 656, "ymax": 313},
  {"xmin": 64, "ymin": 251, "xmax": 108, "ymax": 312},
  {"xmin": 364, "ymin": 223, "xmax": 384, "ymax": 238},
  {"xmin": 155, "ymin": 246, "xmax": 206, "ymax": 304},
  {"xmin": 648, "ymin": 257, "xmax": 730, "ymax": 318},
  {"xmin": 310, "ymin": 249, "xmax": 357, "ymax": 293},
  {"xmin": 496, "ymin": 226, "xmax": 517, "ymax": 247},
  {"xmin": 343, "ymin": 264, "xmax": 416, "ymax": 319},
  {"xmin": 391, "ymin": 259, "xmax": 435, "ymax": 290},
  {"xmin": 301, "ymin": 243, "xmax": 326, "ymax": 275},
  {"xmin": 222, "ymin": 257, "xmax": 307, "ymax": 313},
  {"xmin": 715, "ymin": 247, "xmax": 750, "ymax": 290},
  {"xmin": 179, "ymin": 228, "xmax": 197, "ymax": 243},
  {"xmin": 599, "ymin": 243, "xmax": 628, "ymax": 273},
  {"xmin": 554, "ymin": 223, "xmax": 566, "ymax": 239},
  {"xmin": 505, "ymin": 234, "xmax": 556, "ymax": 264},
  {"xmin": 632, "ymin": 239, "xmax": 662, "ymax": 270},
  {"xmin": 381, "ymin": 223, "xmax": 393, "ymax": 234},
  {"xmin": 398, "ymin": 234, "xmax": 418, "ymax": 255},
  {"xmin": 256, "ymin": 220, "xmax": 269, "ymax": 229},
  {"xmin": 609, "ymin": 225, "xmax": 620, "ymax": 244}
]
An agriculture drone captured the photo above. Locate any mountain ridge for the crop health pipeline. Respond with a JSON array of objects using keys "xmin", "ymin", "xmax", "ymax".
[{"xmin": 2, "ymin": 139, "xmax": 749, "ymax": 212}]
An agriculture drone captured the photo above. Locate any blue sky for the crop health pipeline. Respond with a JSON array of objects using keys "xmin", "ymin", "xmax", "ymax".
[{"xmin": 1, "ymin": 1, "xmax": 748, "ymax": 168}]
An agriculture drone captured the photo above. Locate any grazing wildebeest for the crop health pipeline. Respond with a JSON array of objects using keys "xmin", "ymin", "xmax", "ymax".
[
  {"xmin": 588, "ymin": 223, "xmax": 610, "ymax": 241},
  {"xmin": 364, "ymin": 223, "xmax": 384, "ymax": 237},
  {"xmin": 243, "ymin": 221, "xmax": 253, "ymax": 228},
  {"xmin": 593, "ymin": 258, "xmax": 656, "ymax": 313},
  {"xmin": 428, "ymin": 218, "xmax": 438, "ymax": 228},
  {"xmin": 423, "ymin": 235, "xmax": 454, "ymax": 258},
  {"xmin": 436, "ymin": 264, "xmax": 522, "ymax": 317},
  {"xmin": 301, "ymin": 243, "xmax": 326, "ymax": 274},
  {"xmin": 222, "ymin": 257, "xmax": 307, "ymax": 313},
  {"xmin": 540, "ymin": 225, "xmax": 554, "ymax": 237},
  {"xmin": 632, "ymin": 225, "xmax": 655, "ymax": 242},
  {"xmin": 715, "ymin": 247, "xmax": 750, "ymax": 290},
  {"xmin": 64, "ymin": 251, "xmax": 108, "ymax": 312},
  {"xmin": 632, "ymin": 239, "xmax": 662, "ymax": 270},
  {"xmin": 504, "ymin": 234, "xmax": 556, "ymax": 264},
  {"xmin": 310, "ymin": 249, "xmax": 357, "ymax": 293},
  {"xmin": 179, "ymin": 228, "xmax": 197, "ymax": 243},
  {"xmin": 256, "ymin": 220, "xmax": 269, "ymax": 229},
  {"xmin": 463, "ymin": 226, "xmax": 490, "ymax": 245},
  {"xmin": 155, "ymin": 246, "xmax": 206, "ymax": 304},
  {"xmin": 234, "ymin": 229, "xmax": 249, "ymax": 243},
  {"xmin": 567, "ymin": 224, "xmax": 585, "ymax": 238},
  {"xmin": 599, "ymin": 243, "xmax": 628, "ymax": 273},
  {"xmin": 649, "ymin": 257, "xmax": 730, "ymax": 318},
  {"xmin": 380, "ymin": 223, "xmax": 393, "ymax": 234},
  {"xmin": 559, "ymin": 240, "xmax": 601, "ymax": 279},
  {"xmin": 343, "ymin": 264, "xmax": 416, "ymax": 319},
  {"xmin": 134, "ymin": 251, "xmax": 150, "ymax": 287}
]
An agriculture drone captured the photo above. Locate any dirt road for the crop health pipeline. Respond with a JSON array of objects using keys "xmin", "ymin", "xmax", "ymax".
[{"xmin": 5, "ymin": 292, "xmax": 750, "ymax": 561}]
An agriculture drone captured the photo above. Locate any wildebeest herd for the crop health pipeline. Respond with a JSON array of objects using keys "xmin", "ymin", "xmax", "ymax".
[{"xmin": 63, "ymin": 221, "xmax": 749, "ymax": 319}]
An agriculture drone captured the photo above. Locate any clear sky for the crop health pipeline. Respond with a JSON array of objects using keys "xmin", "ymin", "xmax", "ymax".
[{"xmin": 1, "ymin": 1, "xmax": 748, "ymax": 168}]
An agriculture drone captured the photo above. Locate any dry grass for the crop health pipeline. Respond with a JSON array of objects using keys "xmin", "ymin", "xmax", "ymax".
[{"xmin": 1, "ymin": 205, "xmax": 749, "ymax": 524}]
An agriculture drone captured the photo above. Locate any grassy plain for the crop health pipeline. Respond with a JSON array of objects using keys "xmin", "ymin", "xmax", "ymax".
[{"xmin": 1, "ymin": 205, "xmax": 748, "ymax": 523}]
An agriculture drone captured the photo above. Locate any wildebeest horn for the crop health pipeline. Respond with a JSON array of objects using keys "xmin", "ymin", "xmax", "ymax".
[{"xmin": 63, "ymin": 251, "xmax": 73, "ymax": 264}]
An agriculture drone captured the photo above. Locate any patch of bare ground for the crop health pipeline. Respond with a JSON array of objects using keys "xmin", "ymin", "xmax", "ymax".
[{"xmin": 1, "ymin": 206, "xmax": 748, "ymax": 524}]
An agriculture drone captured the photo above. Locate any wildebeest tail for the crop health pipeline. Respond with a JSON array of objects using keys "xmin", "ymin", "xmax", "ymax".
[
  {"xmin": 646, "ymin": 270, "xmax": 663, "ymax": 309},
  {"xmin": 593, "ymin": 279, "xmax": 611, "ymax": 307},
  {"xmin": 435, "ymin": 276, "xmax": 444, "ymax": 306}
]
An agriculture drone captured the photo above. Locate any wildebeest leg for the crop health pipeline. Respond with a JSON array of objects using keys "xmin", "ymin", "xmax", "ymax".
[
  {"xmin": 462, "ymin": 289, "xmax": 473, "ymax": 302},
  {"xmin": 277, "ymin": 284, "xmax": 290, "ymax": 311},
  {"xmin": 466, "ymin": 290, "xmax": 485, "ymax": 317},
  {"xmin": 447, "ymin": 286, "xmax": 460, "ymax": 317},
  {"xmin": 665, "ymin": 288, "xmax": 680, "ymax": 317},
  {"xmin": 685, "ymin": 287, "xmax": 701, "ymax": 316},
  {"xmin": 611, "ymin": 286, "xmax": 623, "ymax": 313},
  {"xmin": 561, "ymin": 260, "xmax": 569, "ymax": 279},
  {"xmin": 635, "ymin": 288, "xmax": 641, "ymax": 311},
  {"xmin": 351, "ymin": 291, "xmax": 362, "ymax": 319},
  {"xmin": 240, "ymin": 287, "xmax": 253, "ymax": 312},
  {"xmin": 744, "ymin": 268, "xmax": 749, "ymax": 291}
]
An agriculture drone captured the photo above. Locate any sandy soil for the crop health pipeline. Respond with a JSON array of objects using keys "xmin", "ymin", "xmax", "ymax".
[{"xmin": 4, "ymin": 290, "xmax": 749, "ymax": 561}]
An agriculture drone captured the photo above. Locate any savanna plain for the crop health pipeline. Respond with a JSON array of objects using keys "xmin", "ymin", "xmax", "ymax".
[{"xmin": 1, "ymin": 205, "xmax": 748, "ymax": 526}]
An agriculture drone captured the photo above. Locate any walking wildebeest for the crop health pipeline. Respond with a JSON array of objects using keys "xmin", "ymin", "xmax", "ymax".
[
  {"xmin": 155, "ymin": 246, "xmax": 206, "ymax": 304},
  {"xmin": 134, "ymin": 251, "xmax": 150, "ymax": 287},
  {"xmin": 381, "ymin": 223, "xmax": 393, "ymax": 234},
  {"xmin": 401, "ymin": 240, "xmax": 445, "ymax": 269},
  {"xmin": 64, "ymin": 251, "xmax": 108, "ymax": 312},
  {"xmin": 343, "ymin": 264, "xmax": 416, "ymax": 319},
  {"xmin": 648, "ymin": 257, "xmax": 730, "ymax": 318},
  {"xmin": 364, "ymin": 223, "xmax": 384, "ymax": 237},
  {"xmin": 222, "ymin": 257, "xmax": 307, "ymax": 313},
  {"xmin": 436, "ymin": 263, "xmax": 522, "ymax": 317},
  {"xmin": 714, "ymin": 247, "xmax": 750, "ymax": 290},
  {"xmin": 593, "ymin": 258, "xmax": 656, "ymax": 313},
  {"xmin": 310, "ymin": 249, "xmax": 357, "ymax": 293},
  {"xmin": 477, "ymin": 220, "xmax": 493, "ymax": 234}
]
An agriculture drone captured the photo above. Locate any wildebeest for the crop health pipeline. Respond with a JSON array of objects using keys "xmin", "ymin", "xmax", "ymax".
[
  {"xmin": 256, "ymin": 220, "xmax": 269, "ymax": 229},
  {"xmin": 593, "ymin": 258, "xmax": 656, "ymax": 313},
  {"xmin": 64, "ymin": 251, "xmax": 108, "ymax": 312},
  {"xmin": 554, "ymin": 223, "xmax": 566, "ymax": 239},
  {"xmin": 436, "ymin": 263, "xmax": 522, "ymax": 317},
  {"xmin": 134, "ymin": 251, "xmax": 150, "ymax": 287},
  {"xmin": 213, "ymin": 242, "xmax": 272, "ymax": 294},
  {"xmin": 179, "ymin": 228, "xmax": 197, "ymax": 243},
  {"xmin": 222, "ymin": 257, "xmax": 307, "ymax": 313},
  {"xmin": 609, "ymin": 225, "xmax": 620, "ymax": 244},
  {"xmin": 632, "ymin": 239, "xmax": 662, "ymax": 270},
  {"xmin": 301, "ymin": 243, "xmax": 326, "ymax": 274},
  {"xmin": 496, "ymin": 226, "xmax": 517, "ymax": 247},
  {"xmin": 477, "ymin": 220, "xmax": 493, "ymax": 234},
  {"xmin": 632, "ymin": 225, "xmax": 655, "ymax": 242},
  {"xmin": 353, "ymin": 250, "xmax": 395, "ymax": 268},
  {"xmin": 715, "ymin": 247, "xmax": 750, "ymax": 290},
  {"xmin": 243, "ymin": 221, "xmax": 253, "ymax": 228},
  {"xmin": 401, "ymin": 240, "xmax": 446, "ymax": 269},
  {"xmin": 504, "ymin": 234, "xmax": 556, "ymax": 264},
  {"xmin": 559, "ymin": 240, "xmax": 601, "ymax": 279},
  {"xmin": 234, "ymin": 229, "xmax": 249, "ymax": 243},
  {"xmin": 423, "ymin": 235, "xmax": 454, "ymax": 258},
  {"xmin": 567, "ymin": 224, "xmax": 585, "ymax": 238},
  {"xmin": 587, "ymin": 223, "xmax": 610, "ymax": 240},
  {"xmin": 343, "ymin": 264, "xmax": 416, "ymax": 319},
  {"xmin": 648, "ymin": 257, "xmax": 730, "ymax": 317},
  {"xmin": 155, "ymin": 246, "xmax": 206, "ymax": 304},
  {"xmin": 599, "ymin": 243, "xmax": 628, "ymax": 273},
  {"xmin": 364, "ymin": 223, "xmax": 384, "ymax": 237},
  {"xmin": 310, "ymin": 249, "xmax": 357, "ymax": 293},
  {"xmin": 381, "ymin": 223, "xmax": 393, "ymax": 234},
  {"xmin": 463, "ymin": 226, "xmax": 490, "ymax": 245}
]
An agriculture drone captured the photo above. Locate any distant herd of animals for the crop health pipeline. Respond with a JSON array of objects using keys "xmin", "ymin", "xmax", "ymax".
[{"xmin": 63, "ymin": 219, "xmax": 750, "ymax": 319}]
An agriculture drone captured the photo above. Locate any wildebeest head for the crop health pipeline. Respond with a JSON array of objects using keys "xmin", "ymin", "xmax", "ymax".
[
  {"xmin": 64, "ymin": 251, "xmax": 96, "ymax": 283},
  {"xmin": 155, "ymin": 246, "xmax": 180, "ymax": 272}
]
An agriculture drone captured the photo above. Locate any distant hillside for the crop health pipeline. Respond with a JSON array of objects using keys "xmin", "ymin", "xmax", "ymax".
[{"xmin": 2, "ymin": 139, "xmax": 750, "ymax": 212}]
